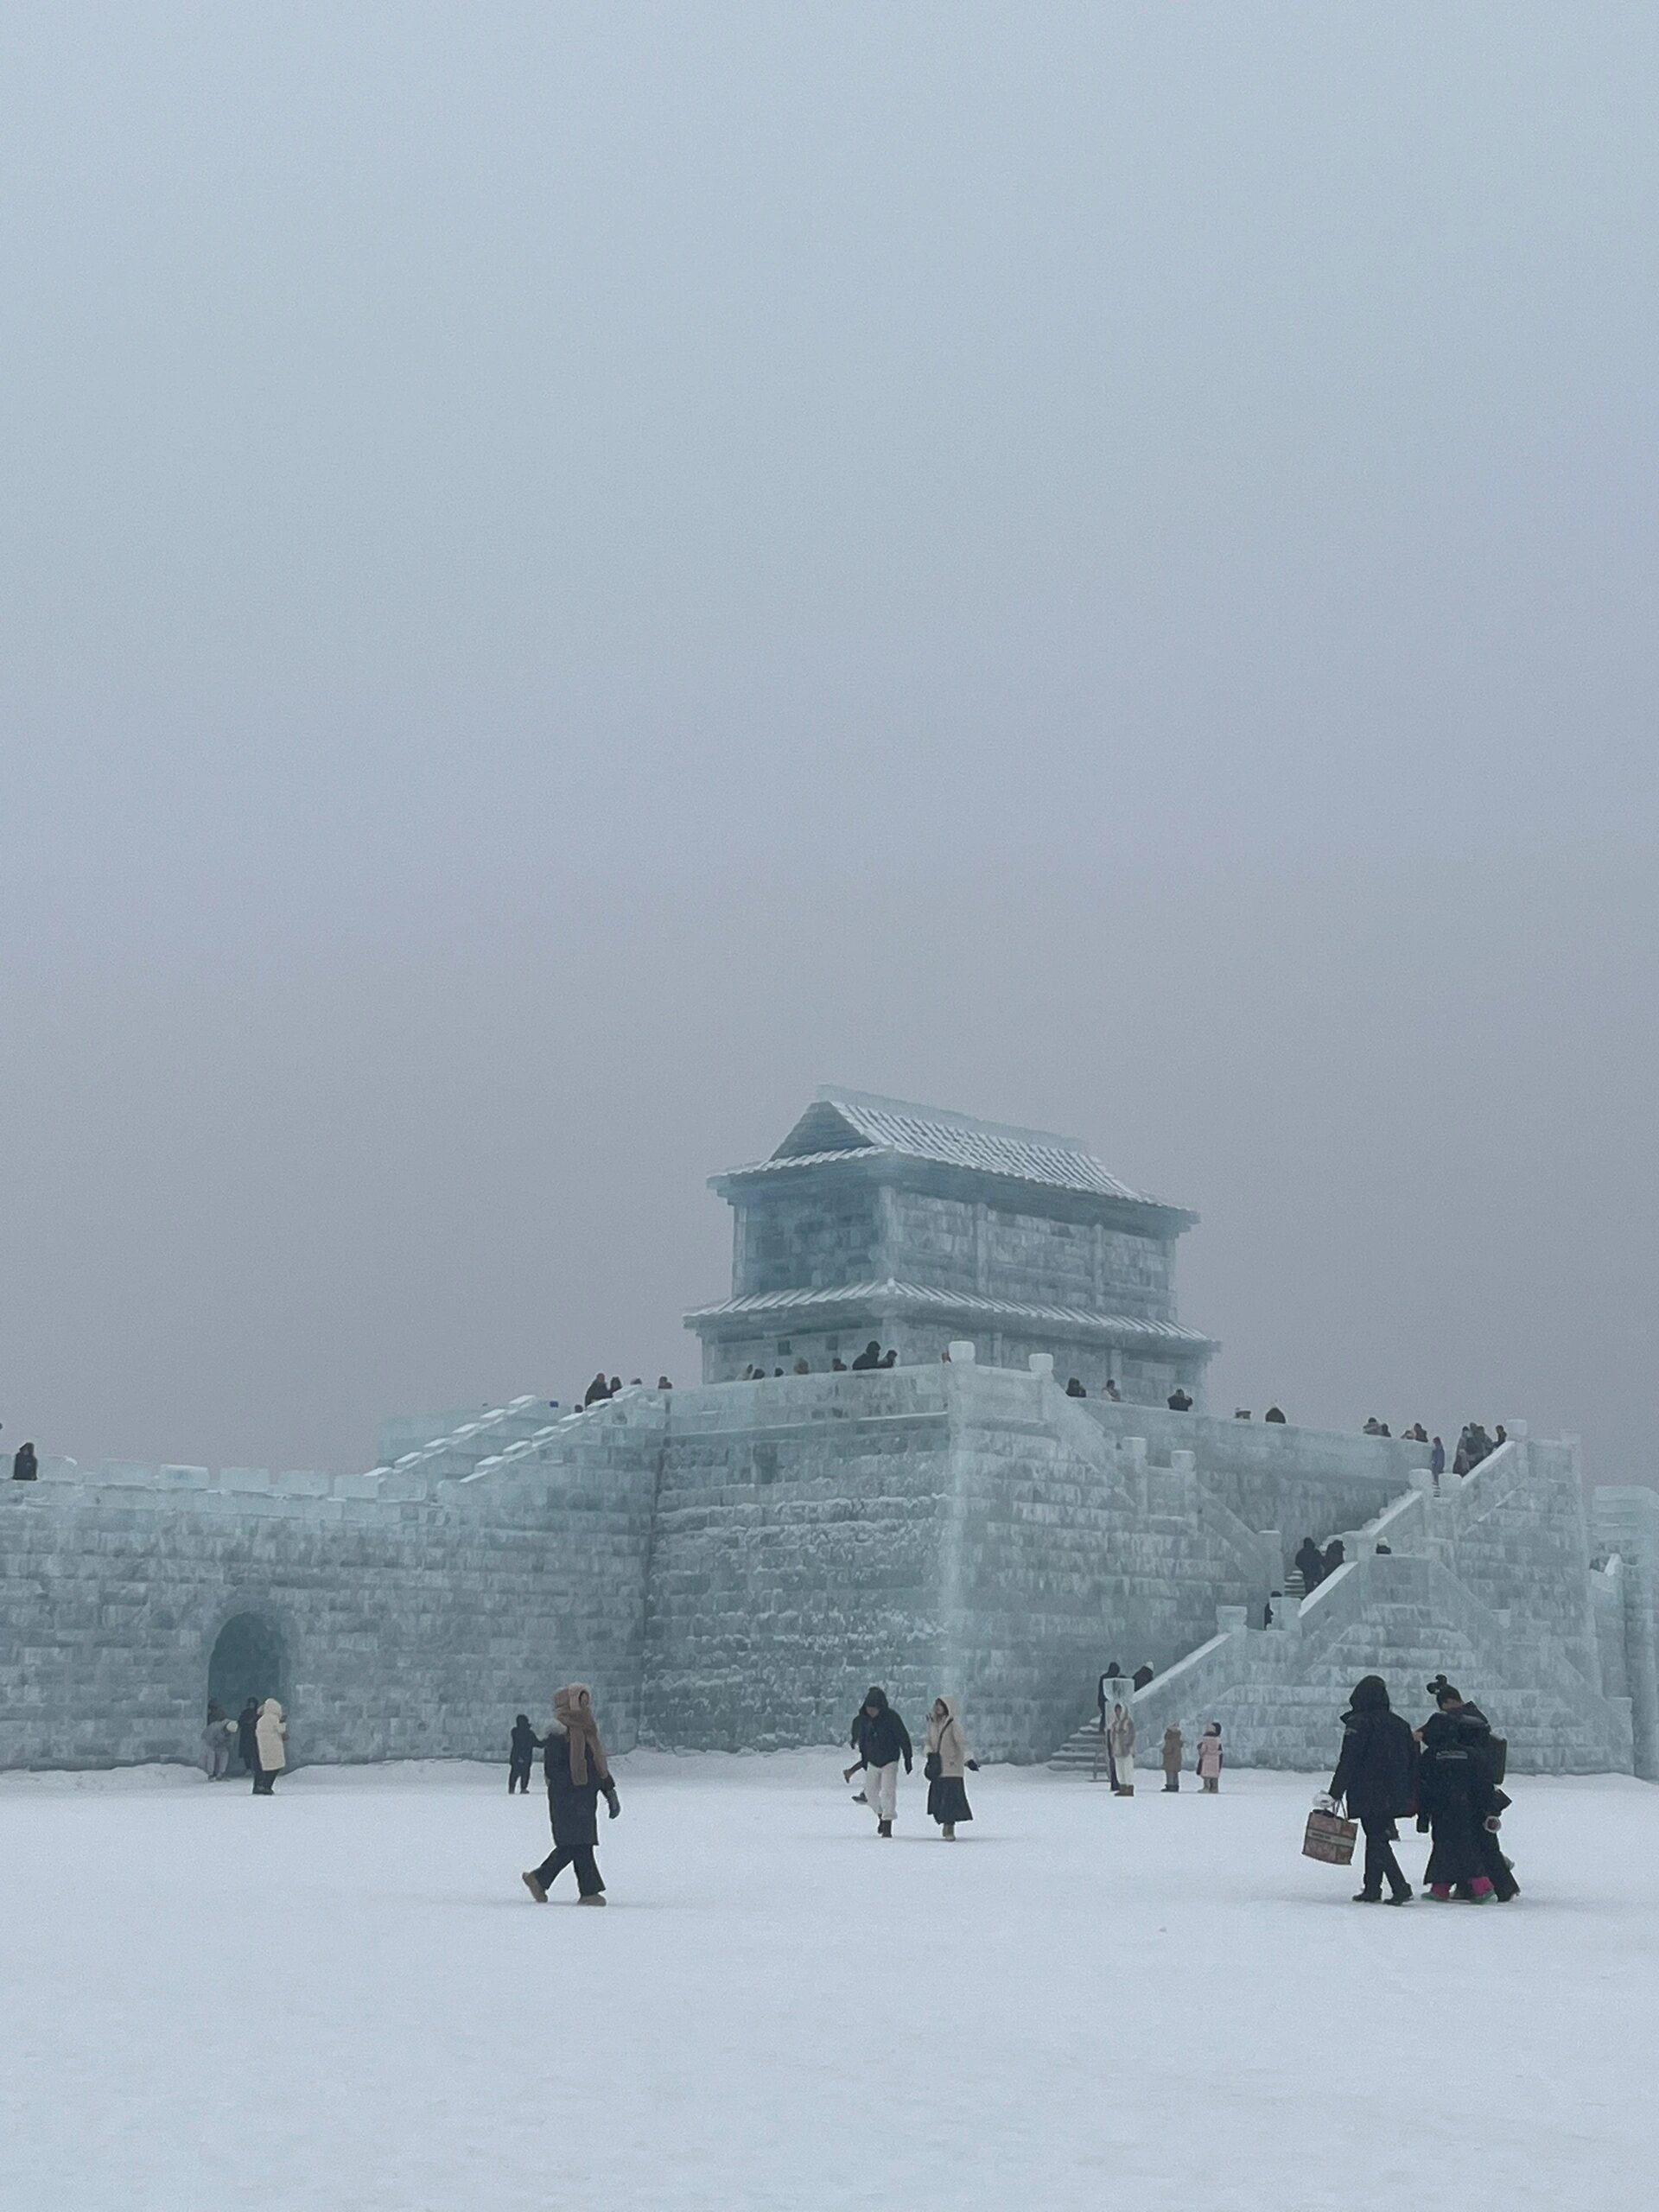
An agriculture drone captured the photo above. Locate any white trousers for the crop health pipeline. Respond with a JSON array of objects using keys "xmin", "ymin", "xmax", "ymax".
[{"xmin": 867, "ymin": 1761, "xmax": 899, "ymax": 1821}]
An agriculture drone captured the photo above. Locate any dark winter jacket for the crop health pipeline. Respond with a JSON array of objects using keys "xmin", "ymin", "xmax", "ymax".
[
  {"xmin": 236, "ymin": 1704, "xmax": 261, "ymax": 1770},
  {"xmin": 544, "ymin": 1726, "xmax": 611, "ymax": 1847},
  {"xmin": 1330, "ymin": 1700, "xmax": 1418, "ymax": 1822},
  {"xmin": 1294, "ymin": 1539, "xmax": 1325, "ymax": 1589},
  {"xmin": 1418, "ymin": 1705, "xmax": 1501, "ymax": 1816},
  {"xmin": 851, "ymin": 1693, "xmax": 912, "ymax": 1772},
  {"xmin": 510, "ymin": 1716, "xmax": 541, "ymax": 1764}
]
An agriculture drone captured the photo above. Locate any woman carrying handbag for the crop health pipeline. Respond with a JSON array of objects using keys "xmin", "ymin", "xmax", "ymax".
[{"xmin": 924, "ymin": 1695, "xmax": 979, "ymax": 1840}]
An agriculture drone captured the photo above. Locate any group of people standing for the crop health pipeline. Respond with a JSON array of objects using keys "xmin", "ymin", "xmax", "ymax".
[
  {"xmin": 202, "ymin": 1697, "xmax": 287, "ymax": 1792},
  {"xmin": 1325, "ymin": 1674, "xmax": 1516, "ymax": 1904},
  {"xmin": 1095, "ymin": 1671, "xmax": 1224, "ymax": 1796}
]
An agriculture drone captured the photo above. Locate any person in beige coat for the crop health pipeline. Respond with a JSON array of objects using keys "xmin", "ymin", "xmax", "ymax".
[
  {"xmin": 252, "ymin": 1699, "xmax": 287, "ymax": 1795},
  {"xmin": 924, "ymin": 1695, "xmax": 979, "ymax": 1840},
  {"xmin": 1107, "ymin": 1702, "xmax": 1136, "ymax": 1796}
]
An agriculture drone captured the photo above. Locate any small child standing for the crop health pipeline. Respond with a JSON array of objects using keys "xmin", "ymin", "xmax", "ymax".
[
  {"xmin": 1161, "ymin": 1724, "xmax": 1184, "ymax": 1793},
  {"xmin": 508, "ymin": 1713, "xmax": 543, "ymax": 1795},
  {"xmin": 1197, "ymin": 1722, "xmax": 1224, "ymax": 1793}
]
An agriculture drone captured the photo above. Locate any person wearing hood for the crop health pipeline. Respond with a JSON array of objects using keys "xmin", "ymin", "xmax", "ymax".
[
  {"xmin": 1196, "ymin": 1723, "xmax": 1224, "ymax": 1792},
  {"xmin": 235, "ymin": 1699, "xmax": 261, "ymax": 1780},
  {"xmin": 1161, "ymin": 1724, "xmax": 1184, "ymax": 1792},
  {"xmin": 583, "ymin": 1372, "xmax": 612, "ymax": 1408},
  {"xmin": 507, "ymin": 1713, "xmax": 542, "ymax": 1795},
  {"xmin": 1326, "ymin": 1675, "xmax": 1417, "ymax": 1904},
  {"xmin": 924, "ymin": 1696, "xmax": 978, "ymax": 1839},
  {"xmin": 12, "ymin": 1441, "xmax": 38, "ymax": 1481},
  {"xmin": 1107, "ymin": 1700, "xmax": 1136, "ymax": 1796},
  {"xmin": 252, "ymin": 1699, "xmax": 286, "ymax": 1794},
  {"xmin": 1415, "ymin": 1684, "xmax": 1508, "ymax": 1902},
  {"xmin": 847, "ymin": 1687, "xmax": 912, "ymax": 1837},
  {"xmin": 1294, "ymin": 1536, "xmax": 1325, "ymax": 1592},
  {"xmin": 523, "ymin": 1684, "xmax": 620, "ymax": 1904}
]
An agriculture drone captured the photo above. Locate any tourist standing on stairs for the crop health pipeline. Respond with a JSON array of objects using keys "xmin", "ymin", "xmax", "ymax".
[
  {"xmin": 849, "ymin": 1687, "xmax": 912, "ymax": 1836},
  {"xmin": 1107, "ymin": 1701, "xmax": 1136, "ymax": 1796},
  {"xmin": 252, "ymin": 1699, "xmax": 286, "ymax": 1794},
  {"xmin": 523, "ymin": 1685, "xmax": 620, "ymax": 1904},
  {"xmin": 1325, "ymin": 1675, "xmax": 1417, "ymax": 1904},
  {"xmin": 924, "ymin": 1696, "xmax": 978, "ymax": 1839},
  {"xmin": 1196, "ymin": 1723, "xmax": 1224, "ymax": 1791},
  {"xmin": 1161, "ymin": 1725, "xmax": 1184, "ymax": 1791},
  {"xmin": 1294, "ymin": 1536, "xmax": 1325, "ymax": 1592}
]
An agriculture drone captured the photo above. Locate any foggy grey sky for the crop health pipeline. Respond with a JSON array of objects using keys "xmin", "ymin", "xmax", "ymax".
[{"xmin": 2, "ymin": 6, "xmax": 1655, "ymax": 1484}]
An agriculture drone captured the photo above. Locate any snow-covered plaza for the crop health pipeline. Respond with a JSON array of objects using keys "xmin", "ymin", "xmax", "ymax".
[{"xmin": 2, "ymin": 1752, "xmax": 1653, "ymax": 2211}]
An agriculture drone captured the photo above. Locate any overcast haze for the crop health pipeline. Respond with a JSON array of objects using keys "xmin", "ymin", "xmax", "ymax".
[{"xmin": 2, "ymin": 5, "xmax": 1655, "ymax": 1484}]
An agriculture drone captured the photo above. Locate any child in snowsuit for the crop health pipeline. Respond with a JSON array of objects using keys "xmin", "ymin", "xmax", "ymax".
[
  {"xmin": 1161, "ymin": 1725, "xmax": 1184, "ymax": 1792},
  {"xmin": 1197, "ymin": 1723, "xmax": 1224, "ymax": 1792}
]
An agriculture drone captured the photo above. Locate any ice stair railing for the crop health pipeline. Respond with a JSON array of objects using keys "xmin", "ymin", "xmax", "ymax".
[
  {"xmin": 1294, "ymin": 1542, "xmax": 1624, "ymax": 1745},
  {"xmin": 458, "ymin": 1383, "xmax": 658, "ymax": 1486},
  {"xmin": 379, "ymin": 1395, "xmax": 560, "ymax": 1485}
]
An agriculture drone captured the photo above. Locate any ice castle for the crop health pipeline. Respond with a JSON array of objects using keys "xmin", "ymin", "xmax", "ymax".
[{"xmin": 4, "ymin": 1088, "xmax": 1656, "ymax": 1779}]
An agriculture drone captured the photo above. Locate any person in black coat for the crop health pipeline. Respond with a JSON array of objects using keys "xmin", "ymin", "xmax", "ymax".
[
  {"xmin": 1415, "ymin": 1685, "xmax": 1503, "ymax": 1901},
  {"xmin": 851, "ymin": 1341, "xmax": 883, "ymax": 1371},
  {"xmin": 1328, "ymin": 1675, "xmax": 1418, "ymax": 1903},
  {"xmin": 1132, "ymin": 1662, "xmax": 1154, "ymax": 1692},
  {"xmin": 846, "ymin": 1686, "xmax": 912, "ymax": 1836},
  {"xmin": 523, "ymin": 1685, "xmax": 620, "ymax": 1904},
  {"xmin": 1294, "ymin": 1536, "xmax": 1325, "ymax": 1591},
  {"xmin": 236, "ymin": 1699, "xmax": 262, "ymax": 1781},
  {"xmin": 507, "ymin": 1713, "xmax": 542, "ymax": 1795},
  {"xmin": 12, "ymin": 1441, "xmax": 39, "ymax": 1481}
]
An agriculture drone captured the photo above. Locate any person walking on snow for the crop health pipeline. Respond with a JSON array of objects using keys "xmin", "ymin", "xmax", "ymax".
[
  {"xmin": 508, "ymin": 1713, "xmax": 542, "ymax": 1795},
  {"xmin": 1325, "ymin": 1675, "xmax": 1417, "ymax": 1904},
  {"xmin": 1161, "ymin": 1724, "xmax": 1184, "ymax": 1792},
  {"xmin": 1107, "ymin": 1701, "xmax": 1136, "ymax": 1796},
  {"xmin": 1415, "ymin": 1684, "xmax": 1511, "ymax": 1902},
  {"xmin": 848, "ymin": 1687, "xmax": 912, "ymax": 1836},
  {"xmin": 252, "ymin": 1699, "xmax": 286, "ymax": 1794},
  {"xmin": 924, "ymin": 1696, "xmax": 978, "ymax": 1839},
  {"xmin": 1197, "ymin": 1723, "xmax": 1224, "ymax": 1791},
  {"xmin": 523, "ymin": 1684, "xmax": 620, "ymax": 1904}
]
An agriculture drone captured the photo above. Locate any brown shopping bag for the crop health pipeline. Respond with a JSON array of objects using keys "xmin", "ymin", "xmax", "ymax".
[{"xmin": 1302, "ymin": 1808, "xmax": 1358, "ymax": 1866}]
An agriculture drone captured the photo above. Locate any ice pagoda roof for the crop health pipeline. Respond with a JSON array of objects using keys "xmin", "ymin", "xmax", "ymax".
[
  {"xmin": 715, "ymin": 1089, "xmax": 1188, "ymax": 1217},
  {"xmin": 684, "ymin": 1278, "xmax": 1217, "ymax": 1349}
]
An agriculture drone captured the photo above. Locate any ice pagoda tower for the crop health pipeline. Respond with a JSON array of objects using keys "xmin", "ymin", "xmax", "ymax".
[{"xmin": 684, "ymin": 1088, "xmax": 1218, "ymax": 1404}]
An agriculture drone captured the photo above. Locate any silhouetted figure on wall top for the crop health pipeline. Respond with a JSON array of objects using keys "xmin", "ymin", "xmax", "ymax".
[
  {"xmin": 11, "ymin": 1441, "xmax": 37, "ymax": 1481},
  {"xmin": 851, "ymin": 1340, "xmax": 883, "ymax": 1371},
  {"xmin": 583, "ymin": 1373, "xmax": 612, "ymax": 1408},
  {"xmin": 1166, "ymin": 1387, "xmax": 1193, "ymax": 1411}
]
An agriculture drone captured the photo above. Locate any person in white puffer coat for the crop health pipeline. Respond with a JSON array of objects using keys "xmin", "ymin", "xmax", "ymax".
[{"xmin": 253, "ymin": 1699, "xmax": 287, "ymax": 1795}]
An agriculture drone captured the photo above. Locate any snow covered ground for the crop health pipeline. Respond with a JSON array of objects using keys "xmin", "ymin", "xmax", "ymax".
[{"xmin": 2, "ymin": 1752, "xmax": 1653, "ymax": 2211}]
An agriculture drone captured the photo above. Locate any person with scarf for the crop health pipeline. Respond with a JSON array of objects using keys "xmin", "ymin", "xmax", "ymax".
[
  {"xmin": 522, "ymin": 1685, "xmax": 620, "ymax": 1904},
  {"xmin": 924, "ymin": 1695, "xmax": 978, "ymax": 1840},
  {"xmin": 1325, "ymin": 1675, "xmax": 1417, "ymax": 1904}
]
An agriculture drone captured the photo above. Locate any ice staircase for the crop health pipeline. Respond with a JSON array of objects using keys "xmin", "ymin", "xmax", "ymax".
[{"xmin": 1049, "ymin": 1440, "xmax": 1634, "ymax": 1776}]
